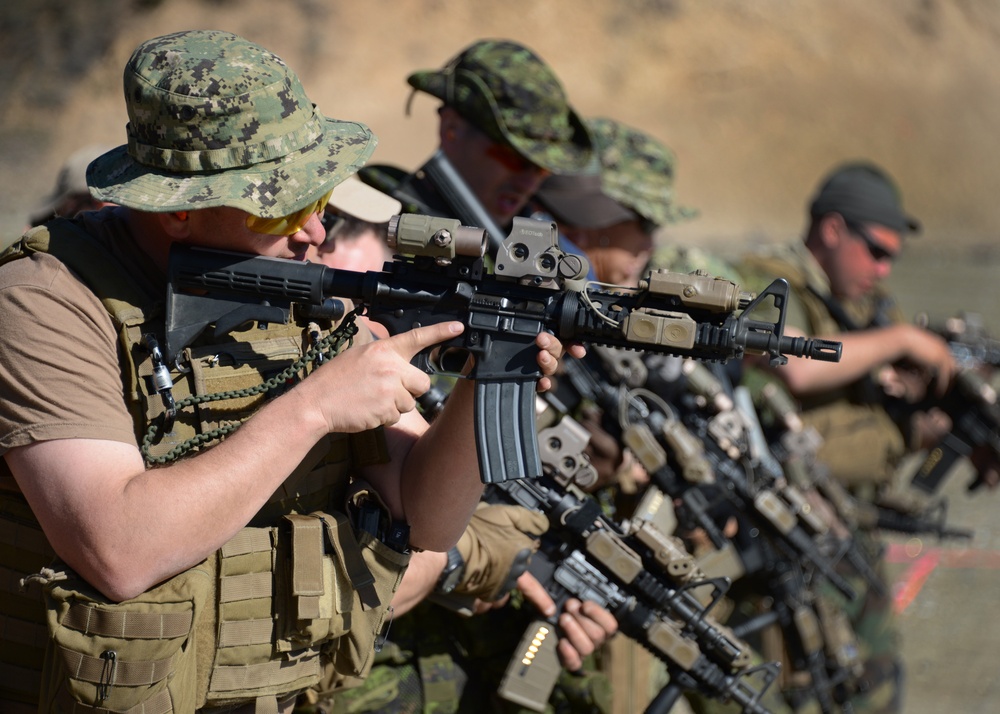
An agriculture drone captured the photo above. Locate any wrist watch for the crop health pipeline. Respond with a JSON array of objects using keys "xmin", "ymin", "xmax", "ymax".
[{"xmin": 435, "ymin": 546, "xmax": 466, "ymax": 594}]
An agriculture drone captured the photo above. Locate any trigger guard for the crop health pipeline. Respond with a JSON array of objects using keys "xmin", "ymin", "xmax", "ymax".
[{"xmin": 415, "ymin": 346, "xmax": 472, "ymax": 376}]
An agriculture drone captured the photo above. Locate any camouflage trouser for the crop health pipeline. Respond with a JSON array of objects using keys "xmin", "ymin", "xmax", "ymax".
[
  {"xmin": 821, "ymin": 532, "xmax": 903, "ymax": 714},
  {"xmin": 299, "ymin": 601, "xmax": 612, "ymax": 714}
]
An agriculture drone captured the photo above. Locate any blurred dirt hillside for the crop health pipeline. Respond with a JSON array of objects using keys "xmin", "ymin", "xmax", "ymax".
[{"xmin": 2, "ymin": 0, "xmax": 999, "ymax": 253}]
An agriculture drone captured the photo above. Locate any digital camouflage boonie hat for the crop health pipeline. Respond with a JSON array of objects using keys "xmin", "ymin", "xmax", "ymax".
[
  {"xmin": 406, "ymin": 39, "xmax": 594, "ymax": 175},
  {"xmin": 536, "ymin": 117, "xmax": 696, "ymax": 230},
  {"xmin": 88, "ymin": 30, "xmax": 377, "ymax": 217}
]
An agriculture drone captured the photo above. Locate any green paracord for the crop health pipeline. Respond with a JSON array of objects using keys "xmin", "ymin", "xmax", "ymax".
[{"xmin": 142, "ymin": 310, "xmax": 361, "ymax": 464}]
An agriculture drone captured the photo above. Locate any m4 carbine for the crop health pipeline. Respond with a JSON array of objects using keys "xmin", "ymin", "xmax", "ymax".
[
  {"xmin": 488, "ymin": 457, "xmax": 780, "ymax": 714},
  {"xmin": 166, "ymin": 214, "xmax": 841, "ymax": 484}
]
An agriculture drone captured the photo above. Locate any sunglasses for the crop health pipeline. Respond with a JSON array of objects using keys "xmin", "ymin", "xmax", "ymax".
[
  {"xmin": 485, "ymin": 142, "xmax": 548, "ymax": 176},
  {"xmin": 846, "ymin": 221, "xmax": 898, "ymax": 263},
  {"xmin": 245, "ymin": 189, "xmax": 334, "ymax": 236}
]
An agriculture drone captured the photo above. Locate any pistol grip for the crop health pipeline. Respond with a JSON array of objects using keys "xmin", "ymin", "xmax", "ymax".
[{"xmin": 475, "ymin": 378, "xmax": 543, "ymax": 484}]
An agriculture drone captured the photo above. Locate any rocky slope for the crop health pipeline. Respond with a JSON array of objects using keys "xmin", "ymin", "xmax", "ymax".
[{"xmin": 2, "ymin": 0, "xmax": 998, "ymax": 252}]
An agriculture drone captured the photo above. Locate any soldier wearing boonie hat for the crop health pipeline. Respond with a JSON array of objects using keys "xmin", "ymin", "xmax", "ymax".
[
  {"xmin": 537, "ymin": 117, "xmax": 696, "ymax": 234},
  {"xmin": 0, "ymin": 29, "xmax": 571, "ymax": 714},
  {"xmin": 331, "ymin": 43, "xmax": 625, "ymax": 714},
  {"xmin": 87, "ymin": 30, "xmax": 375, "ymax": 221},
  {"xmin": 406, "ymin": 39, "xmax": 593, "ymax": 176},
  {"xmin": 361, "ymin": 38, "xmax": 596, "ymax": 230},
  {"xmin": 534, "ymin": 117, "xmax": 696, "ymax": 287}
]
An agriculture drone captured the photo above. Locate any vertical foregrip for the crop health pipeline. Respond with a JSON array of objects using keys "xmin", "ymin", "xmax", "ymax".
[{"xmin": 475, "ymin": 379, "xmax": 543, "ymax": 484}]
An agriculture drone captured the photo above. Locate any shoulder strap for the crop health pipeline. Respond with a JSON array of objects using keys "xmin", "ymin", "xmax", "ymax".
[
  {"xmin": 741, "ymin": 250, "xmax": 809, "ymax": 292},
  {"xmin": 3, "ymin": 218, "xmax": 158, "ymax": 329}
]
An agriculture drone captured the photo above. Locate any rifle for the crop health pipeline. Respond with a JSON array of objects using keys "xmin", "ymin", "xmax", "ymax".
[
  {"xmin": 165, "ymin": 214, "xmax": 841, "ymax": 484},
  {"xmin": 863, "ymin": 311, "xmax": 1000, "ymax": 496},
  {"xmin": 556, "ymin": 352, "xmax": 858, "ymax": 600},
  {"xmin": 727, "ymin": 540, "xmax": 862, "ymax": 714},
  {"xmin": 865, "ymin": 500, "xmax": 972, "ymax": 541},
  {"xmin": 420, "ymin": 149, "xmax": 509, "ymax": 255},
  {"xmin": 488, "ymin": 462, "xmax": 780, "ymax": 714},
  {"xmin": 664, "ymin": 373, "xmax": 865, "ymax": 712},
  {"xmin": 750, "ymin": 382, "xmax": 889, "ymax": 595},
  {"xmin": 930, "ymin": 311, "xmax": 1000, "ymax": 369},
  {"xmin": 907, "ymin": 367, "xmax": 1000, "ymax": 494}
]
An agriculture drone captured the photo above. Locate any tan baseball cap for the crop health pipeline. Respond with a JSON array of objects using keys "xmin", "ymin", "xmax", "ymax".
[{"xmin": 327, "ymin": 175, "xmax": 401, "ymax": 223}]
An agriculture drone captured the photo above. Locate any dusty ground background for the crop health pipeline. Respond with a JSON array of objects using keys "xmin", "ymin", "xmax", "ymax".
[
  {"xmin": 2, "ymin": 4, "xmax": 1000, "ymax": 711},
  {"xmin": 2, "ymin": 0, "xmax": 999, "ymax": 254}
]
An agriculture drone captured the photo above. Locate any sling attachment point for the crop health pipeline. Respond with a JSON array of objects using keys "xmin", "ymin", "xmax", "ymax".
[{"xmin": 144, "ymin": 333, "xmax": 177, "ymax": 433}]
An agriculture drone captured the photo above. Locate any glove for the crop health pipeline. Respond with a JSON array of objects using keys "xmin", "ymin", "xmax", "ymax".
[{"xmin": 449, "ymin": 503, "xmax": 549, "ymax": 602}]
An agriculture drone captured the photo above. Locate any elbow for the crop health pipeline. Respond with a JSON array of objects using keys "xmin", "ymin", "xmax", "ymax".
[
  {"xmin": 61, "ymin": 548, "xmax": 168, "ymax": 603},
  {"xmin": 96, "ymin": 580, "xmax": 147, "ymax": 604},
  {"xmin": 88, "ymin": 560, "xmax": 158, "ymax": 603},
  {"xmin": 408, "ymin": 528, "xmax": 464, "ymax": 554}
]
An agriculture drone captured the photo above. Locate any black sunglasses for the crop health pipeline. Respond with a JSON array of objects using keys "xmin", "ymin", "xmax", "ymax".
[{"xmin": 845, "ymin": 221, "xmax": 897, "ymax": 263}]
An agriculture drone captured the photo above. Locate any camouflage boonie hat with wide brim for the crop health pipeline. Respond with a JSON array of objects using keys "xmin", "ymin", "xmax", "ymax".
[
  {"xmin": 406, "ymin": 39, "xmax": 594, "ymax": 175},
  {"xmin": 536, "ymin": 117, "xmax": 697, "ymax": 230},
  {"xmin": 588, "ymin": 117, "xmax": 696, "ymax": 228},
  {"xmin": 88, "ymin": 30, "xmax": 377, "ymax": 217}
]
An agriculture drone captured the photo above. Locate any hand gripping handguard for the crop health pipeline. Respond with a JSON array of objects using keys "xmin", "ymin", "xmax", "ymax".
[{"xmin": 488, "ymin": 461, "xmax": 780, "ymax": 714}]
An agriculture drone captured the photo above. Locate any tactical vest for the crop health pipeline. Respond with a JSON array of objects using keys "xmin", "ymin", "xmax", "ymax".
[
  {"xmin": 740, "ymin": 248, "xmax": 905, "ymax": 489},
  {"xmin": 0, "ymin": 218, "xmax": 409, "ymax": 713}
]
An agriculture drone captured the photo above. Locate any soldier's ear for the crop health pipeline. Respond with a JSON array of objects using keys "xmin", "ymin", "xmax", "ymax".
[
  {"xmin": 817, "ymin": 212, "xmax": 847, "ymax": 250},
  {"xmin": 439, "ymin": 107, "xmax": 466, "ymax": 145},
  {"xmin": 159, "ymin": 211, "xmax": 192, "ymax": 239}
]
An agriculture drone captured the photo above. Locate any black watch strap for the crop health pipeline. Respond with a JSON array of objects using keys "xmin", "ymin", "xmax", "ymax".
[{"xmin": 435, "ymin": 546, "xmax": 466, "ymax": 594}]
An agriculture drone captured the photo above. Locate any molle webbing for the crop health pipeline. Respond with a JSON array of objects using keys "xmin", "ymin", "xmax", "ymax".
[
  {"xmin": 0, "ymin": 492, "xmax": 56, "ymax": 703},
  {"xmin": 51, "ymin": 688, "xmax": 174, "ymax": 714},
  {"xmin": 61, "ymin": 604, "xmax": 194, "ymax": 640},
  {"xmin": 139, "ymin": 316, "xmax": 360, "ymax": 465},
  {"xmin": 1, "ymin": 218, "xmax": 398, "ymax": 711}
]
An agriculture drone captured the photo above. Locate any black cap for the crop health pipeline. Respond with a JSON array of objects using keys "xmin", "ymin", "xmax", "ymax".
[{"xmin": 809, "ymin": 161, "xmax": 921, "ymax": 234}]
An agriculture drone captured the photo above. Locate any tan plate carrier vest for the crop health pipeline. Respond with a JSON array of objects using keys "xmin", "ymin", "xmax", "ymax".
[
  {"xmin": 0, "ymin": 220, "xmax": 410, "ymax": 713},
  {"xmin": 741, "ymin": 250, "xmax": 905, "ymax": 489}
]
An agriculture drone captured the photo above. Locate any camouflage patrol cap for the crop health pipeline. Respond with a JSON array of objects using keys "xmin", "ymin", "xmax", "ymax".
[
  {"xmin": 87, "ymin": 30, "xmax": 377, "ymax": 217},
  {"xmin": 536, "ymin": 117, "xmax": 696, "ymax": 230},
  {"xmin": 406, "ymin": 39, "xmax": 593, "ymax": 175}
]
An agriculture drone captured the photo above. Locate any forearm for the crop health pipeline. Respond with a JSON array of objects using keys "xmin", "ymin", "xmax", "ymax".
[
  {"xmin": 10, "ymin": 385, "xmax": 331, "ymax": 601},
  {"xmin": 771, "ymin": 324, "xmax": 916, "ymax": 396},
  {"xmin": 399, "ymin": 378, "xmax": 483, "ymax": 550}
]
